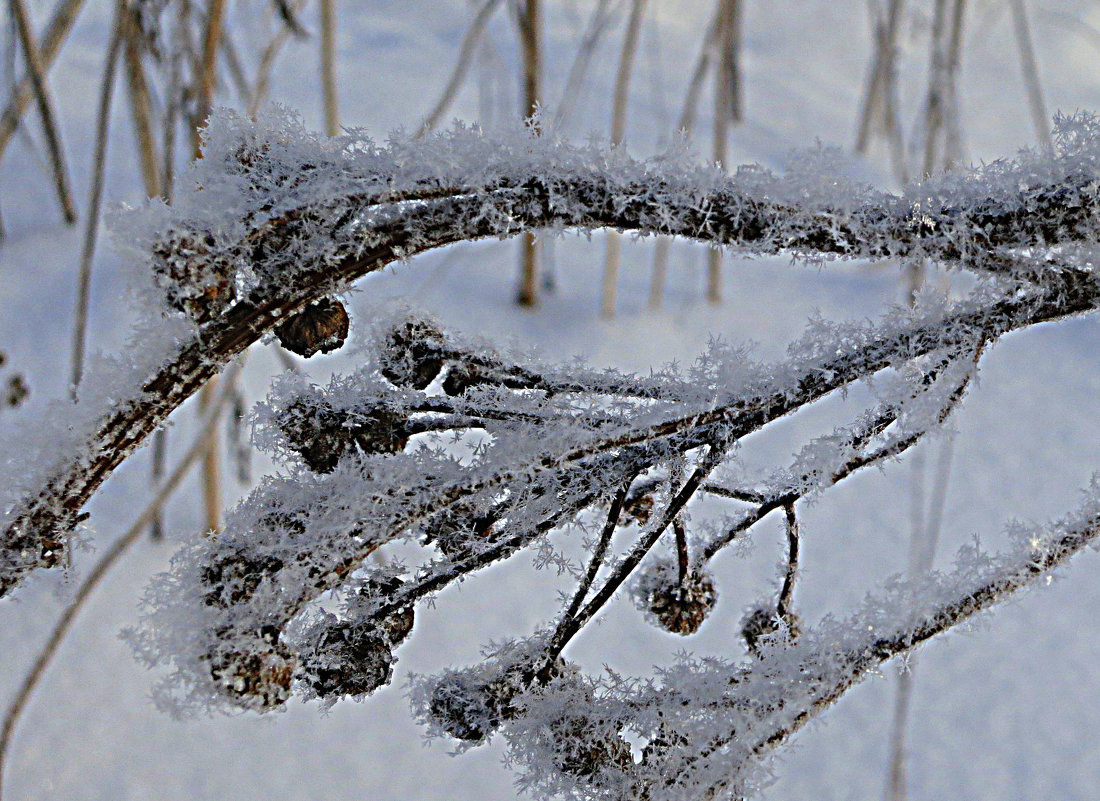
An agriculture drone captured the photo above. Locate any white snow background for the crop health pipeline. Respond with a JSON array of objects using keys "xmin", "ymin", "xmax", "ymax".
[{"xmin": 1, "ymin": 1, "xmax": 1099, "ymax": 799}]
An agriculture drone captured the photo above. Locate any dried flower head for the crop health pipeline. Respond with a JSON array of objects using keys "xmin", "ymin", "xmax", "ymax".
[
  {"xmin": 298, "ymin": 617, "xmax": 395, "ymax": 699},
  {"xmin": 548, "ymin": 714, "xmax": 633, "ymax": 778},
  {"xmin": 274, "ymin": 297, "xmax": 350, "ymax": 357},
  {"xmin": 740, "ymin": 605, "xmax": 802, "ymax": 658},
  {"xmin": 274, "ymin": 398, "xmax": 410, "ymax": 473},
  {"xmin": 206, "ymin": 637, "xmax": 296, "ymax": 710},
  {"xmin": 152, "ymin": 230, "xmax": 236, "ymax": 322},
  {"xmin": 378, "ymin": 316, "xmax": 446, "ymax": 389},
  {"xmin": 632, "ymin": 560, "xmax": 718, "ymax": 636}
]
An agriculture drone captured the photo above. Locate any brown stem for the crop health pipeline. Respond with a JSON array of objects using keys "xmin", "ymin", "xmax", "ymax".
[
  {"xmin": 69, "ymin": 3, "xmax": 123, "ymax": 395},
  {"xmin": 0, "ymin": 0, "xmax": 85, "ymax": 161},
  {"xmin": 7, "ymin": 0, "xmax": 77, "ymax": 223}
]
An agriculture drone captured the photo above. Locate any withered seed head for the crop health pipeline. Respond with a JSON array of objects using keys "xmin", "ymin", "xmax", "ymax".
[
  {"xmin": 207, "ymin": 639, "xmax": 296, "ymax": 710},
  {"xmin": 276, "ymin": 398, "xmax": 410, "ymax": 473},
  {"xmin": 359, "ymin": 575, "xmax": 415, "ymax": 647},
  {"xmin": 634, "ymin": 563, "xmax": 718, "ymax": 636},
  {"xmin": 740, "ymin": 605, "xmax": 801, "ymax": 658},
  {"xmin": 379, "ymin": 317, "xmax": 445, "ymax": 389},
  {"xmin": 648, "ymin": 571, "xmax": 718, "ymax": 635},
  {"xmin": 275, "ymin": 297, "xmax": 350, "ymax": 357},
  {"xmin": 549, "ymin": 715, "xmax": 634, "ymax": 778},
  {"xmin": 299, "ymin": 621, "xmax": 394, "ymax": 699}
]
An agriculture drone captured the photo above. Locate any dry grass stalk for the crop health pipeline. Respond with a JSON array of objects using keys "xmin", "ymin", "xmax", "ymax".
[
  {"xmin": 0, "ymin": 0, "xmax": 85, "ymax": 160},
  {"xmin": 320, "ymin": 0, "xmax": 339, "ymax": 136},
  {"xmin": 7, "ymin": 0, "xmax": 77, "ymax": 223},
  {"xmin": 600, "ymin": 0, "xmax": 648, "ymax": 318},
  {"xmin": 68, "ymin": 1, "xmax": 124, "ymax": 395},
  {"xmin": 516, "ymin": 0, "xmax": 541, "ymax": 307}
]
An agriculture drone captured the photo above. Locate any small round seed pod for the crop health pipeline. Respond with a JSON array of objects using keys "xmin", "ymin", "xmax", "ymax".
[
  {"xmin": 275, "ymin": 297, "xmax": 350, "ymax": 357},
  {"xmin": 379, "ymin": 317, "xmax": 445, "ymax": 389},
  {"xmin": 207, "ymin": 639, "xmax": 296, "ymax": 711},
  {"xmin": 740, "ymin": 605, "xmax": 801, "ymax": 658},
  {"xmin": 632, "ymin": 561, "xmax": 718, "ymax": 636},
  {"xmin": 276, "ymin": 398, "xmax": 410, "ymax": 473},
  {"xmin": 358, "ymin": 575, "xmax": 415, "ymax": 647},
  {"xmin": 549, "ymin": 715, "xmax": 633, "ymax": 778},
  {"xmin": 298, "ymin": 619, "xmax": 394, "ymax": 699},
  {"xmin": 428, "ymin": 674, "xmax": 503, "ymax": 742}
]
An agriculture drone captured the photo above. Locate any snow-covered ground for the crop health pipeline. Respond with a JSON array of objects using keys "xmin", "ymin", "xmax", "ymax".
[{"xmin": 1, "ymin": 1, "xmax": 1099, "ymax": 799}]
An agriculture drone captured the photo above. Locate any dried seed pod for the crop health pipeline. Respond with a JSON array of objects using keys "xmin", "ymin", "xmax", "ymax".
[
  {"xmin": 298, "ymin": 619, "xmax": 395, "ymax": 699},
  {"xmin": 632, "ymin": 561, "xmax": 718, "ymax": 636},
  {"xmin": 275, "ymin": 297, "xmax": 350, "ymax": 357},
  {"xmin": 427, "ymin": 659, "xmax": 567, "ymax": 742},
  {"xmin": 428, "ymin": 674, "xmax": 503, "ymax": 742},
  {"xmin": 620, "ymin": 478, "xmax": 662, "ymax": 526},
  {"xmin": 441, "ymin": 363, "xmax": 493, "ymax": 396},
  {"xmin": 549, "ymin": 715, "xmax": 633, "ymax": 778},
  {"xmin": 276, "ymin": 398, "xmax": 410, "ymax": 473},
  {"xmin": 206, "ymin": 637, "xmax": 296, "ymax": 710},
  {"xmin": 740, "ymin": 605, "xmax": 801, "ymax": 658},
  {"xmin": 357, "ymin": 575, "xmax": 415, "ymax": 647},
  {"xmin": 379, "ymin": 316, "xmax": 445, "ymax": 389},
  {"xmin": 421, "ymin": 504, "xmax": 496, "ymax": 558},
  {"xmin": 200, "ymin": 548, "xmax": 285, "ymax": 609},
  {"xmin": 152, "ymin": 229, "xmax": 236, "ymax": 322}
]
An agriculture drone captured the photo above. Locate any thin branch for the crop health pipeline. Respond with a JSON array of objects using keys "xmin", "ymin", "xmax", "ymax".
[
  {"xmin": 538, "ymin": 478, "xmax": 633, "ymax": 677},
  {"xmin": 776, "ymin": 502, "xmax": 799, "ymax": 619},
  {"xmin": 3, "ymin": 149, "xmax": 1098, "ymax": 596}
]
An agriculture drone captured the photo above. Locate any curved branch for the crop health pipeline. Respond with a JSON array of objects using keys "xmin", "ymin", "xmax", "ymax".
[{"xmin": 2, "ymin": 139, "xmax": 1099, "ymax": 598}]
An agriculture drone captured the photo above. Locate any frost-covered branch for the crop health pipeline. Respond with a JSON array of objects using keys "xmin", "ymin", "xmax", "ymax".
[{"xmin": 5, "ymin": 110, "xmax": 1100, "ymax": 598}]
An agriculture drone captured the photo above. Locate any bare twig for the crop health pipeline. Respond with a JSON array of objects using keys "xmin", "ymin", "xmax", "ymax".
[
  {"xmin": 3, "ymin": 151, "xmax": 1098, "ymax": 596},
  {"xmin": 776, "ymin": 502, "xmax": 798, "ymax": 619},
  {"xmin": 538, "ymin": 478, "xmax": 633, "ymax": 677}
]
